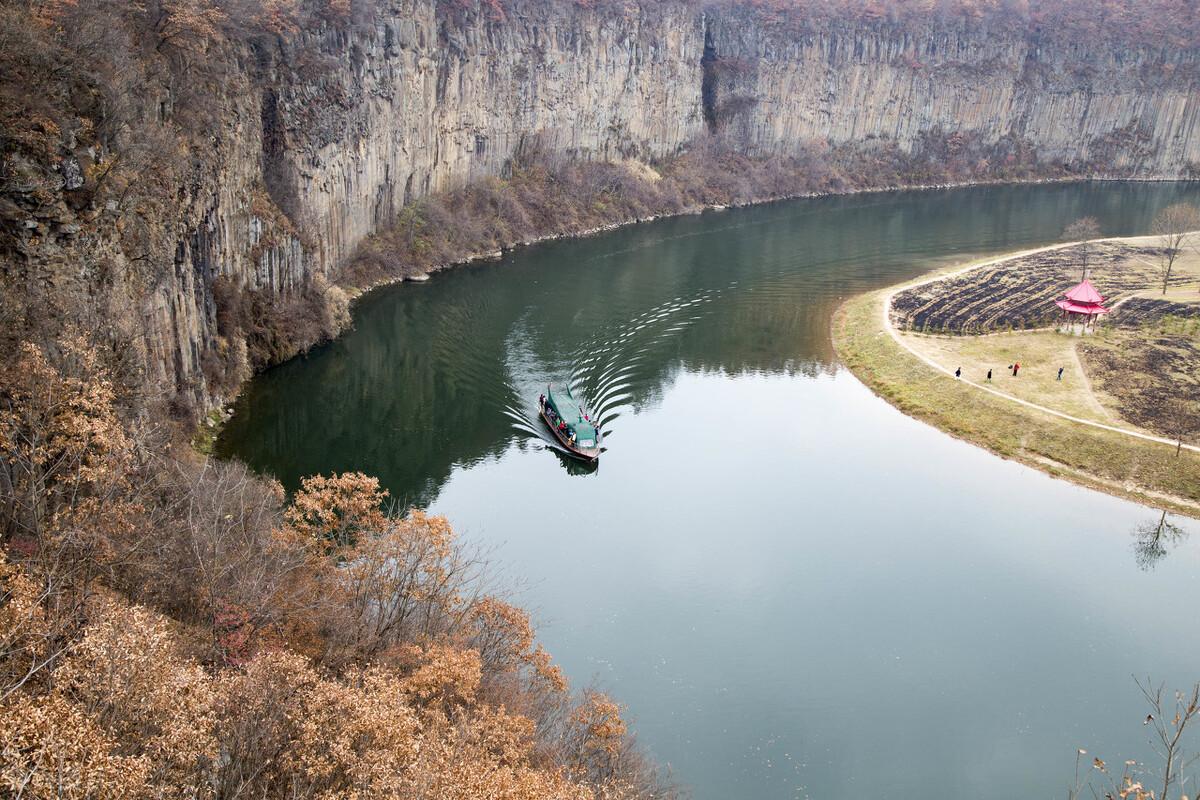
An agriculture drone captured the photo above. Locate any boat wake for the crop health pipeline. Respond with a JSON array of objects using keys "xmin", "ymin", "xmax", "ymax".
[{"xmin": 499, "ymin": 288, "xmax": 723, "ymax": 465}]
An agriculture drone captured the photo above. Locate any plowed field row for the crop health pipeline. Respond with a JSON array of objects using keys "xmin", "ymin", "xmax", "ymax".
[{"xmin": 891, "ymin": 243, "xmax": 1173, "ymax": 333}]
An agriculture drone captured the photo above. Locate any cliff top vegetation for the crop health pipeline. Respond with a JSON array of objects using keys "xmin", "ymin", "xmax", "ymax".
[{"xmin": 707, "ymin": 0, "xmax": 1200, "ymax": 48}]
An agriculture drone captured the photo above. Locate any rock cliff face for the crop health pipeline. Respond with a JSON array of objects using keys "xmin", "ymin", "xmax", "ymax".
[
  {"xmin": 266, "ymin": 1, "xmax": 705, "ymax": 276},
  {"xmin": 703, "ymin": 12, "xmax": 1200, "ymax": 174},
  {"xmin": 127, "ymin": 0, "xmax": 706, "ymax": 406},
  {"xmin": 12, "ymin": 1, "xmax": 1200, "ymax": 410}
]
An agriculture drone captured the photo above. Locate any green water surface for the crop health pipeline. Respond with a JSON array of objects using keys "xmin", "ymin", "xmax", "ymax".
[{"xmin": 219, "ymin": 183, "xmax": 1200, "ymax": 800}]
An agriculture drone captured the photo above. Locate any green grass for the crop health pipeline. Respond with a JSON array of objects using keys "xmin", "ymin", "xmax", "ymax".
[
  {"xmin": 903, "ymin": 328, "xmax": 1113, "ymax": 423},
  {"xmin": 833, "ymin": 289, "xmax": 1200, "ymax": 518},
  {"xmin": 191, "ymin": 409, "xmax": 226, "ymax": 456}
]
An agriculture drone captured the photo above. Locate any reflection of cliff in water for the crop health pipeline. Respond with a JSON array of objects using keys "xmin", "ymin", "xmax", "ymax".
[{"xmin": 217, "ymin": 183, "xmax": 1200, "ymax": 507}]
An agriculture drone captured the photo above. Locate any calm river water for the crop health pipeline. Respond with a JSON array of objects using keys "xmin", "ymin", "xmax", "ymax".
[{"xmin": 219, "ymin": 183, "xmax": 1200, "ymax": 800}]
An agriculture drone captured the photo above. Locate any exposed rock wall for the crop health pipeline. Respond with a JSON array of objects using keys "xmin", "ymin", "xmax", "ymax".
[
  {"xmin": 12, "ymin": 1, "xmax": 1200, "ymax": 411},
  {"xmin": 139, "ymin": 0, "xmax": 707, "ymax": 405},
  {"xmin": 267, "ymin": 1, "xmax": 705, "ymax": 276},
  {"xmin": 703, "ymin": 13, "xmax": 1200, "ymax": 175}
]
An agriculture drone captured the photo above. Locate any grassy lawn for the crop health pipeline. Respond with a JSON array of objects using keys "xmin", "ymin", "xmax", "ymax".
[
  {"xmin": 901, "ymin": 328, "xmax": 1115, "ymax": 423},
  {"xmin": 833, "ymin": 287, "xmax": 1200, "ymax": 518}
]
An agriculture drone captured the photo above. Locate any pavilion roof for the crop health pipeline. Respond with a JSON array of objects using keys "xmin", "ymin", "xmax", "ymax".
[
  {"xmin": 1056, "ymin": 298, "xmax": 1110, "ymax": 315},
  {"xmin": 1064, "ymin": 279, "xmax": 1104, "ymax": 304}
]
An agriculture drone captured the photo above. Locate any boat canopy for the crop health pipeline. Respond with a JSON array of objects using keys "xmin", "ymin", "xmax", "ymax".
[{"xmin": 546, "ymin": 384, "xmax": 598, "ymax": 443}]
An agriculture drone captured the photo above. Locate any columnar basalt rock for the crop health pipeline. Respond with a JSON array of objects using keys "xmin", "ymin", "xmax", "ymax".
[
  {"xmin": 9, "ymin": 1, "xmax": 1200, "ymax": 412},
  {"xmin": 703, "ymin": 13, "xmax": 1200, "ymax": 174},
  {"xmin": 266, "ymin": 0, "xmax": 706, "ymax": 276},
  {"xmin": 114, "ymin": 0, "xmax": 706, "ymax": 408}
]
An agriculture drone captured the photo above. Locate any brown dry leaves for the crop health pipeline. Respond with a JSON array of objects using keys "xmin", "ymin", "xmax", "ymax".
[
  {"xmin": 0, "ymin": 592, "xmax": 595, "ymax": 800},
  {"xmin": 0, "ymin": 339, "xmax": 651, "ymax": 799}
]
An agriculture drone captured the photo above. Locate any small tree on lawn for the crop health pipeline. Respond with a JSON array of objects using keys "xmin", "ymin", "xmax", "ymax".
[
  {"xmin": 1151, "ymin": 203, "xmax": 1200, "ymax": 295},
  {"xmin": 1166, "ymin": 397, "xmax": 1200, "ymax": 457},
  {"xmin": 1063, "ymin": 216, "xmax": 1102, "ymax": 280}
]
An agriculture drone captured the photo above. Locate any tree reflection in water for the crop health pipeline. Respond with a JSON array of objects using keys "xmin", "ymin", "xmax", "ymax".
[{"xmin": 1131, "ymin": 511, "xmax": 1189, "ymax": 570}]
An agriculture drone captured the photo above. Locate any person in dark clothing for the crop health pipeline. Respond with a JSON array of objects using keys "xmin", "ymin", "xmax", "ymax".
[
  {"xmin": 1013, "ymin": 362, "xmax": 1021, "ymax": 377},
  {"xmin": 955, "ymin": 367, "xmax": 961, "ymax": 379},
  {"xmin": 1057, "ymin": 366, "xmax": 1064, "ymax": 381},
  {"xmin": 987, "ymin": 368, "xmax": 992, "ymax": 382}
]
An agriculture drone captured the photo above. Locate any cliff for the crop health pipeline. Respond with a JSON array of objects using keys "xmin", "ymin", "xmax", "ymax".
[
  {"xmin": 266, "ymin": 1, "xmax": 704, "ymax": 275},
  {"xmin": 703, "ymin": 11, "xmax": 1200, "ymax": 175},
  {"xmin": 3, "ymin": 0, "xmax": 1199, "ymax": 414},
  {"xmin": 190, "ymin": 0, "xmax": 705, "ymax": 404}
]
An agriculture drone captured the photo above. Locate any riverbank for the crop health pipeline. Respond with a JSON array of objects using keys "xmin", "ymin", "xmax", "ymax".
[
  {"xmin": 343, "ymin": 175, "xmax": 1090, "ymax": 297},
  {"xmin": 212, "ymin": 134, "xmax": 1151, "ymax": 404},
  {"xmin": 832, "ymin": 240, "xmax": 1200, "ymax": 518}
]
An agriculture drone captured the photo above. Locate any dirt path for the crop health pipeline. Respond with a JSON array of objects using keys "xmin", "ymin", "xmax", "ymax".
[
  {"xmin": 1065, "ymin": 339, "xmax": 1115, "ymax": 422},
  {"xmin": 881, "ymin": 239, "xmax": 1200, "ymax": 455}
]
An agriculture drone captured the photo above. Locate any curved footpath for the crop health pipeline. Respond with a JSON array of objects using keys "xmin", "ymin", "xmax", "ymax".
[
  {"xmin": 833, "ymin": 239, "xmax": 1200, "ymax": 518},
  {"xmin": 882, "ymin": 241, "xmax": 1200, "ymax": 455}
]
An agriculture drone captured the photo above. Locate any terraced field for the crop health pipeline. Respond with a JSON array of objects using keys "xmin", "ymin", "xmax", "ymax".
[
  {"xmin": 891, "ymin": 242, "xmax": 1179, "ymax": 333},
  {"xmin": 1104, "ymin": 297, "xmax": 1200, "ymax": 329},
  {"xmin": 1079, "ymin": 304, "xmax": 1200, "ymax": 436}
]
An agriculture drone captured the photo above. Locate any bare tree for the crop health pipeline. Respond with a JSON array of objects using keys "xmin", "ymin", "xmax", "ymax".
[
  {"xmin": 1166, "ymin": 397, "xmax": 1200, "ymax": 457},
  {"xmin": 1139, "ymin": 679, "xmax": 1200, "ymax": 800},
  {"xmin": 1151, "ymin": 203, "xmax": 1200, "ymax": 295},
  {"xmin": 1063, "ymin": 216, "xmax": 1102, "ymax": 281},
  {"xmin": 1074, "ymin": 680, "xmax": 1200, "ymax": 800}
]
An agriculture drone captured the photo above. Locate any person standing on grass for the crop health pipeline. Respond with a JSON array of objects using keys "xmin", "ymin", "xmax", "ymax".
[
  {"xmin": 1057, "ymin": 366, "xmax": 1064, "ymax": 381},
  {"xmin": 1013, "ymin": 362, "xmax": 1021, "ymax": 377},
  {"xmin": 955, "ymin": 367, "xmax": 961, "ymax": 379},
  {"xmin": 987, "ymin": 368, "xmax": 992, "ymax": 382}
]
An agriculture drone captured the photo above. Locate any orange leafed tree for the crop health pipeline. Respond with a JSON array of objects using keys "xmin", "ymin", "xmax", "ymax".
[{"xmin": 285, "ymin": 471, "xmax": 389, "ymax": 549}]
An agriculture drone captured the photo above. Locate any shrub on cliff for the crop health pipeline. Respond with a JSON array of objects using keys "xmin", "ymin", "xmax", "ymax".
[
  {"xmin": 0, "ymin": 335, "xmax": 677, "ymax": 799},
  {"xmin": 346, "ymin": 129, "xmax": 1062, "ymax": 289}
]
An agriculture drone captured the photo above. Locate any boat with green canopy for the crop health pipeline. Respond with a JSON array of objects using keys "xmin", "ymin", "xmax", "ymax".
[{"xmin": 538, "ymin": 383, "xmax": 602, "ymax": 460}]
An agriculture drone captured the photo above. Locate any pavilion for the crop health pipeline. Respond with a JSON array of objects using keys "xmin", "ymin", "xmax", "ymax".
[{"xmin": 1055, "ymin": 278, "xmax": 1110, "ymax": 330}]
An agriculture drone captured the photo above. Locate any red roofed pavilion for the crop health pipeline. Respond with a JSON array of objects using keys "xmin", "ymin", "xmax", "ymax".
[{"xmin": 1055, "ymin": 278, "xmax": 1110, "ymax": 328}]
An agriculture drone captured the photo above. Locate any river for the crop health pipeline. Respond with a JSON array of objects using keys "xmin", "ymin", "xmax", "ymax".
[{"xmin": 218, "ymin": 182, "xmax": 1200, "ymax": 800}]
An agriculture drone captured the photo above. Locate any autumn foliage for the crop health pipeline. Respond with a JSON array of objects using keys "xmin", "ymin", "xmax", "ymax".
[
  {"xmin": 5, "ymin": 0, "xmax": 1195, "ymax": 792},
  {"xmin": 0, "ymin": 340, "xmax": 672, "ymax": 799}
]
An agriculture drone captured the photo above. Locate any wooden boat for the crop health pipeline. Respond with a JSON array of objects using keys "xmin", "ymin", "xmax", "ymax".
[{"xmin": 538, "ymin": 383, "xmax": 602, "ymax": 461}]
